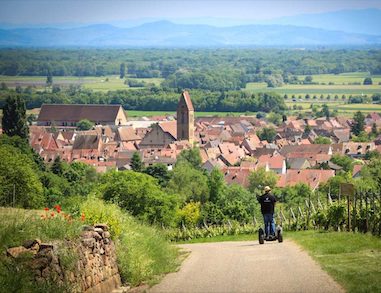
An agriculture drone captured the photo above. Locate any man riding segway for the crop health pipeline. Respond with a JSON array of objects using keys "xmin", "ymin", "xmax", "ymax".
[{"xmin": 257, "ymin": 186, "xmax": 277, "ymax": 241}]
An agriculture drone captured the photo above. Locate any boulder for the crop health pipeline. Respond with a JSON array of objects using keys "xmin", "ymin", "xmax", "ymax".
[{"xmin": 6, "ymin": 246, "xmax": 30, "ymax": 258}]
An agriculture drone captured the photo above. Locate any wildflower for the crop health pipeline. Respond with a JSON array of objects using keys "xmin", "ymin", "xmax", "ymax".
[
  {"xmin": 51, "ymin": 212, "xmax": 55, "ymax": 217},
  {"xmin": 54, "ymin": 205, "xmax": 62, "ymax": 213},
  {"xmin": 81, "ymin": 213, "xmax": 85, "ymax": 222},
  {"xmin": 44, "ymin": 207, "xmax": 49, "ymax": 211}
]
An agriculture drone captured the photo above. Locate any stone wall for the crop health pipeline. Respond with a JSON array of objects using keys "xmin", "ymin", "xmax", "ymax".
[{"xmin": 6, "ymin": 224, "xmax": 121, "ymax": 293}]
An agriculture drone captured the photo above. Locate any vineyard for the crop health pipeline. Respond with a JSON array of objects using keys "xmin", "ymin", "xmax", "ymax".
[{"xmin": 164, "ymin": 192, "xmax": 381, "ymax": 242}]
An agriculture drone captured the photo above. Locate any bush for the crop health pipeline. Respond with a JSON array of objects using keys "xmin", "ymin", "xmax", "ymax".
[{"xmin": 80, "ymin": 198, "xmax": 180, "ymax": 286}]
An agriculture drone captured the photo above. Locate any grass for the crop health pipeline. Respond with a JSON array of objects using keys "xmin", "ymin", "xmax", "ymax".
[
  {"xmin": 0, "ymin": 75, "xmax": 164, "ymax": 92},
  {"xmin": 127, "ymin": 110, "xmax": 250, "ymax": 118},
  {"xmin": 288, "ymin": 230, "xmax": 381, "ymax": 293},
  {"xmin": 176, "ymin": 233, "xmax": 257, "ymax": 244},
  {"xmin": 80, "ymin": 198, "xmax": 182, "ymax": 286},
  {"xmin": 0, "ymin": 207, "xmax": 83, "ymax": 293}
]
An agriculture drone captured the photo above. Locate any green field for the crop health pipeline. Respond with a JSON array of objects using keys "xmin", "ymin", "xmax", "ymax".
[
  {"xmin": 245, "ymin": 72, "xmax": 381, "ymax": 96},
  {"xmin": 0, "ymin": 75, "xmax": 164, "ymax": 92}
]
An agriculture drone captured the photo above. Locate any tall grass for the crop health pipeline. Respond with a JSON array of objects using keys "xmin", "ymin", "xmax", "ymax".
[
  {"xmin": 80, "ymin": 198, "xmax": 181, "ymax": 286},
  {"xmin": 0, "ymin": 207, "xmax": 83, "ymax": 293}
]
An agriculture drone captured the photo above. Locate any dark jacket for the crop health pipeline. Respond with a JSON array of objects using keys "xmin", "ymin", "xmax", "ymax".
[{"xmin": 257, "ymin": 192, "xmax": 277, "ymax": 215}]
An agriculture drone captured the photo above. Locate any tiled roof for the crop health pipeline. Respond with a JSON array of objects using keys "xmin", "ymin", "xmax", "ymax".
[
  {"xmin": 159, "ymin": 121, "xmax": 177, "ymax": 139},
  {"xmin": 277, "ymin": 169, "xmax": 334, "ymax": 190},
  {"xmin": 38, "ymin": 104, "xmax": 123, "ymax": 122}
]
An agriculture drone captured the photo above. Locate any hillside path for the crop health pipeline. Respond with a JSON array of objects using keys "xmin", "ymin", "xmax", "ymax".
[{"xmin": 149, "ymin": 240, "xmax": 345, "ymax": 293}]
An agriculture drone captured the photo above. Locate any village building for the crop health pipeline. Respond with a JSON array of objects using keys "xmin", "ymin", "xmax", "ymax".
[{"xmin": 37, "ymin": 104, "xmax": 128, "ymax": 127}]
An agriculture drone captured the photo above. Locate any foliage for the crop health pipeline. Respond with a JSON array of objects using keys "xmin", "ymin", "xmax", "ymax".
[
  {"xmin": 76, "ymin": 119, "xmax": 94, "ymax": 131},
  {"xmin": 363, "ymin": 77, "xmax": 373, "ymax": 85},
  {"xmin": 98, "ymin": 170, "xmax": 179, "ymax": 226},
  {"xmin": 79, "ymin": 198, "xmax": 180, "ymax": 286},
  {"xmin": 248, "ymin": 167, "xmax": 278, "ymax": 196},
  {"xmin": 130, "ymin": 151, "xmax": 143, "ymax": 172},
  {"xmin": 143, "ymin": 163, "xmax": 172, "ymax": 187},
  {"xmin": 257, "ymin": 127, "xmax": 277, "ymax": 143},
  {"xmin": 266, "ymin": 112, "xmax": 282, "ymax": 126},
  {"xmin": 330, "ymin": 154, "xmax": 353, "ymax": 172},
  {"xmin": 51, "ymin": 156, "xmax": 64, "ymax": 175},
  {"xmin": 176, "ymin": 202, "xmax": 201, "ymax": 227},
  {"xmin": 208, "ymin": 168, "xmax": 225, "ymax": 203},
  {"xmin": 167, "ymin": 161, "xmax": 209, "ymax": 203},
  {"xmin": 177, "ymin": 147, "xmax": 202, "ymax": 169},
  {"xmin": 351, "ymin": 111, "xmax": 365, "ymax": 136},
  {"xmin": 1, "ymin": 94, "xmax": 29, "ymax": 139},
  {"xmin": 313, "ymin": 136, "xmax": 331, "ymax": 144},
  {"xmin": 0, "ymin": 145, "xmax": 44, "ymax": 208}
]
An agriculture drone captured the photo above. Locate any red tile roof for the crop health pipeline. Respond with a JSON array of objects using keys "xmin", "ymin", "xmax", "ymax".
[{"xmin": 277, "ymin": 169, "xmax": 334, "ymax": 190}]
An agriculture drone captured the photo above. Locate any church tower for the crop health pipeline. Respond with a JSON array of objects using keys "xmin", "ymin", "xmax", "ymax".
[{"xmin": 177, "ymin": 91, "xmax": 194, "ymax": 145}]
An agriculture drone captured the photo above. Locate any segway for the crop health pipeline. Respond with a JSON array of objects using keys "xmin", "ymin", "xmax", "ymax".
[{"xmin": 258, "ymin": 225, "xmax": 283, "ymax": 244}]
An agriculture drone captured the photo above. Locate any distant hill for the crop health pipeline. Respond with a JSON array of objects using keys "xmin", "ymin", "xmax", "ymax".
[
  {"xmin": 0, "ymin": 21, "xmax": 380, "ymax": 47},
  {"xmin": 268, "ymin": 9, "xmax": 381, "ymax": 36}
]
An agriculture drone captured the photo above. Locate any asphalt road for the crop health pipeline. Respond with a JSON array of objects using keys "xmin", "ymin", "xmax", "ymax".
[{"xmin": 149, "ymin": 240, "xmax": 345, "ymax": 293}]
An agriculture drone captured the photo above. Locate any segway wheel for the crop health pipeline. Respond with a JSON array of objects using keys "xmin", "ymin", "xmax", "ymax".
[
  {"xmin": 277, "ymin": 227, "xmax": 283, "ymax": 243},
  {"xmin": 258, "ymin": 228, "xmax": 265, "ymax": 245}
]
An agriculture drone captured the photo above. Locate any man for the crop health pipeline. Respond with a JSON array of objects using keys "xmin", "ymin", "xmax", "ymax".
[{"xmin": 257, "ymin": 186, "xmax": 277, "ymax": 240}]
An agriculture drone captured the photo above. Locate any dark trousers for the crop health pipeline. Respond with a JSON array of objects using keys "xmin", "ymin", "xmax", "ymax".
[{"xmin": 263, "ymin": 213, "xmax": 275, "ymax": 236}]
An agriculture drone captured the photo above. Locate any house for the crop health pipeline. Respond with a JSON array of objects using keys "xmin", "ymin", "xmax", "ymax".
[
  {"xmin": 139, "ymin": 121, "xmax": 177, "ymax": 148},
  {"xmin": 72, "ymin": 134, "xmax": 103, "ymax": 161},
  {"xmin": 333, "ymin": 142, "xmax": 375, "ymax": 158},
  {"xmin": 277, "ymin": 169, "xmax": 334, "ymax": 190},
  {"xmin": 37, "ymin": 104, "xmax": 128, "ymax": 126},
  {"xmin": 256, "ymin": 154, "xmax": 286, "ymax": 174},
  {"xmin": 221, "ymin": 166, "xmax": 255, "ymax": 188}
]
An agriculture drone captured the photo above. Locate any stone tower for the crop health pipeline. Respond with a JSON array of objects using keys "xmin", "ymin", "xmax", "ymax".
[{"xmin": 176, "ymin": 91, "xmax": 194, "ymax": 145}]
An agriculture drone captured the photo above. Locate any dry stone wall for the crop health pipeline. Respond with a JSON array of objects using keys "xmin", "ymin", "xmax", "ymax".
[{"xmin": 6, "ymin": 224, "xmax": 121, "ymax": 293}]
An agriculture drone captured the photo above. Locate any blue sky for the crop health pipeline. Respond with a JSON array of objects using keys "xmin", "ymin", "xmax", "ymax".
[{"xmin": 0, "ymin": 0, "xmax": 380, "ymax": 26}]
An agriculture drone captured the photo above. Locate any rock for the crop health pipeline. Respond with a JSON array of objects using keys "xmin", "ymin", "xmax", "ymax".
[
  {"xmin": 23, "ymin": 239, "xmax": 41, "ymax": 249},
  {"xmin": 6, "ymin": 246, "xmax": 31, "ymax": 258},
  {"xmin": 95, "ymin": 224, "xmax": 109, "ymax": 231},
  {"xmin": 30, "ymin": 257, "xmax": 49, "ymax": 270},
  {"xmin": 39, "ymin": 243, "xmax": 54, "ymax": 250},
  {"xmin": 81, "ymin": 231, "xmax": 94, "ymax": 239},
  {"xmin": 82, "ymin": 238, "xmax": 95, "ymax": 248},
  {"xmin": 92, "ymin": 232, "xmax": 102, "ymax": 241},
  {"xmin": 41, "ymin": 267, "xmax": 50, "ymax": 278},
  {"xmin": 103, "ymin": 231, "xmax": 111, "ymax": 239},
  {"xmin": 94, "ymin": 227, "xmax": 104, "ymax": 234},
  {"xmin": 82, "ymin": 225, "xmax": 95, "ymax": 232}
]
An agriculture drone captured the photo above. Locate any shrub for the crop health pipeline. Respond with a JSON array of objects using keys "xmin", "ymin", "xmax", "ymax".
[{"xmin": 79, "ymin": 198, "xmax": 180, "ymax": 286}]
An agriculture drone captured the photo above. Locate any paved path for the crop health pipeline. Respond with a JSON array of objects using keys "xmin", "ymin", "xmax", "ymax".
[{"xmin": 149, "ymin": 240, "xmax": 344, "ymax": 293}]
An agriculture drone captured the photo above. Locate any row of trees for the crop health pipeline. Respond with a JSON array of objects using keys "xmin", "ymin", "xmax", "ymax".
[
  {"xmin": 1, "ymin": 49, "xmax": 380, "ymax": 77},
  {"xmin": 0, "ymin": 88, "xmax": 287, "ymax": 113}
]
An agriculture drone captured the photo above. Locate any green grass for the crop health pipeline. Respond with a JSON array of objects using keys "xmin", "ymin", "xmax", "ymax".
[
  {"xmin": 288, "ymin": 230, "xmax": 381, "ymax": 293},
  {"xmin": 0, "ymin": 75, "xmax": 164, "ymax": 92}
]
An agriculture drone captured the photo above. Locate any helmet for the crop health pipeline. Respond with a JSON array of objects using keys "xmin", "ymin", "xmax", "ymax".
[{"xmin": 264, "ymin": 186, "xmax": 271, "ymax": 192}]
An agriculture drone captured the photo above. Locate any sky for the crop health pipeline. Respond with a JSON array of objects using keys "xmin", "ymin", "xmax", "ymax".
[{"xmin": 0, "ymin": 0, "xmax": 380, "ymax": 26}]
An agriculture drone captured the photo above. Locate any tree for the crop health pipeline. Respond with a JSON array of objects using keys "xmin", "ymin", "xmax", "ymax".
[
  {"xmin": 304, "ymin": 75, "xmax": 313, "ymax": 84},
  {"xmin": 131, "ymin": 151, "xmax": 143, "ymax": 172},
  {"xmin": 46, "ymin": 70, "xmax": 53, "ymax": 86},
  {"xmin": 248, "ymin": 167, "xmax": 278, "ymax": 196},
  {"xmin": 1, "ymin": 95, "xmax": 29, "ymax": 139},
  {"xmin": 266, "ymin": 112, "xmax": 282, "ymax": 126},
  {"xmin": 177, "ymin": 148, "xmax": 202, "ymax": 169},
  {"xmin": 320, "ymin": 104, "xmax": 330, "ymax": 120},
  {"xmin": 330, "ymin": 154, "xmax": 353, "ymax": 172},
  {"xmin": 313, "ymin": 136, "xmax": 331, "ymax": 144},
  {"xmin": 144, "ymin": 163, "xmax": 171, "ymax": 187},
  {"xmin": 167, "ymin": 161, "xmax": 209, "ymax": 203},
  {"xmin": 351, "ymin": 111, "xmax": 365, "ymax": 136},
  {"xmin": 371, "ymin": 123, "xmax": 378, "ymax": 136},
  {"xmin": 99, "ymin": 170, "xmax": 179, "ymax": 226},
  {"xmin": 120, "ymin": 63, "xmax": 126, "ymax": 79},
  {"xmin": 363, "ymin": 77, "xmax": 373, "ymax": 85},
  {"xmin": 304, "ymin": 124, "xmax": 312, "ymax": 135},
  {"xmin": 76, "ymin": 119, "xmax": 94, "ymax": 131},
  {"xmin": 0, "ymin": 145, "xmax": 44, "ymax": 208},
  {"xmin": 257, "ymin": 127, "xmax": 277, "ymax": 143},
  {"xmin": 51, "ymin": 156, "xmax": 64, "ymax": 176},
  {"xmin": 208, "ymin": 168, "xmax": 225, "ymax": 203}
]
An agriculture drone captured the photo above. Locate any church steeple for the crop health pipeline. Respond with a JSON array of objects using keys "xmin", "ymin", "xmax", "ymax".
[{"xmin": 176, "ymin": 91, "xmax": 194, "ymax": 145}]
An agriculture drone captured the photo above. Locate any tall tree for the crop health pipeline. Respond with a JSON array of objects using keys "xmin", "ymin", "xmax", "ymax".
[
  {"xmin": 208, "ymin": 168, "xmax": 225, "ymax": 203},
  {"xmin": 51, "ymin": 156, "xmax": 64, "ymax": 175},
  {"xmin": 120, "ymin": 63, "xmax": 126, "ymax": 79},
  {"xmin": 2, "ymin": 95, "xmax": 29, "ymax": 139},
  {"xmin": 177, "ymin": 148, "xmax": 202, "ymax": 169},
  {"xmin": 351, "ymin": 111, "xmax": 365, "ymax": 136},
  {"xmin": 131, "ymin": 151, "xmax": 143, "ymax": 172},
  {"xmin": 46, "ymin": 70, "xmax": 53, "ymax": 86}
]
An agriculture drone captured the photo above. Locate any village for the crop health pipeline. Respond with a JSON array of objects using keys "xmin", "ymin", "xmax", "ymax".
[{"xmin": 28, "ymin": 91, "xmax": 379, "ymax": 191}]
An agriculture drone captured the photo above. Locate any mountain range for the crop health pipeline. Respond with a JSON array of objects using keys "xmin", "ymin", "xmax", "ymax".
[{"xmin": 0, "ymin": 8, "xmax": 380, "ymax": 48}]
